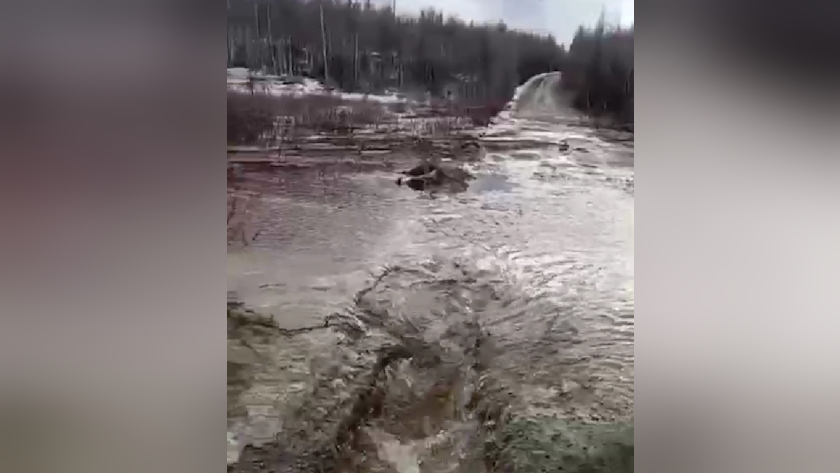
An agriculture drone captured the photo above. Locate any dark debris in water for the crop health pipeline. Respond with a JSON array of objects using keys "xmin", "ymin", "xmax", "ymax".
[{"xmin": 396, "ymin": 161, "xmax": 475, "ymax": 193}]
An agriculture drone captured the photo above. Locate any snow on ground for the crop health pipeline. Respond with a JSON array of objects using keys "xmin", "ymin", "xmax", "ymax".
[
  {"xmin": 227, "ymin": 68, "xmax": 407, "ymax": 104},
  {"xmin": 339, "ymin": 91, "xmax": 405, "ymax": 104}
]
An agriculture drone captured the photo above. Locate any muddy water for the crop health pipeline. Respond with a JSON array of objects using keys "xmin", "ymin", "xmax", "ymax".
[{"xmin": 227, "ymin": 110, "xmax": 633, "ymax": 471}]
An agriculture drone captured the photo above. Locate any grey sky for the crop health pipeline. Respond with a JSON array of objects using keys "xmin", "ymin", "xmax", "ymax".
[{"xmin": 373, "ymin": 0, "xmax": 633, "ymax": 46}]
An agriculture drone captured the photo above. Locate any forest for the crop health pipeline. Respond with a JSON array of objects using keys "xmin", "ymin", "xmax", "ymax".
[
  {"xmin": 563, "ymin": 19, "xmax": 634, "ymax": 124},
  {"xmin": 227, "ymin": 0, "xmax": 633, "ymax": 123}
]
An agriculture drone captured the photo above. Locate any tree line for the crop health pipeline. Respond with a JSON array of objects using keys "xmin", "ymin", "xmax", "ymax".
[
  {"xmin": 228, "ymin": 0, "xmax": 564, "ymax": 103},
  {"xmin": 561, "ymin": 16, "xmax": 633, "ymax": 124},
  {"xmin": 227, "ymin": 0, "xmax": 632, "ymax": 122}
]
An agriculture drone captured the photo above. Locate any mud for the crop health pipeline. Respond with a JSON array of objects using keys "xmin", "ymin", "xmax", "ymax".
[{"xmin": 228, "ymin": 259, "xmax": 633, "ymax": 473}]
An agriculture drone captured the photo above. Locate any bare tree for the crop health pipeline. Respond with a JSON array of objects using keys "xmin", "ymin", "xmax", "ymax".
[{"xmin": 320, "ymin": 1, "xmax": 330, "ymax": 84}]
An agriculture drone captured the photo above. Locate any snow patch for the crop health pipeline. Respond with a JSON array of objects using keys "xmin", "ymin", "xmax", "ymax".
[{"xmin": 227, "ymin": 68, "xmax": 408, "ymax": 104}]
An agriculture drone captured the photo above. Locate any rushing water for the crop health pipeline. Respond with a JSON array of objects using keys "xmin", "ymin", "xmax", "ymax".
[{"xmin": 227, "ymin": 73, "xmax": 634, "ymax": 472}]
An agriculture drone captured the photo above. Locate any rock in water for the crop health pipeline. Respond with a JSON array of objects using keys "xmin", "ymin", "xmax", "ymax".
[
  {"xmin": 396, "ymin": 165, "xmax": 473, "ymax": 193},
  {"xmin": 397, "ymin": 175, "xmax": 432, "ymax": 191},
  {"xmin": 401, "ymin": 162, "xmax": 440, "ymax": 177}
]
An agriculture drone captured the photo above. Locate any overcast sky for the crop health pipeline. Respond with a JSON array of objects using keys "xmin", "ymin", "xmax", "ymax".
[{"xmin": 372, "ymin": 0, "xmax": 634, "ymax": 46}]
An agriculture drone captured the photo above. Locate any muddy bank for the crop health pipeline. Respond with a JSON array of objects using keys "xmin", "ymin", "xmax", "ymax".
[
  {"xmin": 228, "ymin": 133, "xmax": 483, "ymax": 164},
  {"xmin": 228, "ymin": 133, "xmax": 485, "ymax": 200}
]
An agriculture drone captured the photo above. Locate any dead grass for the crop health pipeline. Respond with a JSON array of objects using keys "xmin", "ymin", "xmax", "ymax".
[
  {"xmin": 228, "ymin": 93, "xmax": 276, "ymax": 146},
  {"xmin": 404, "ymin": 100, "xmax": 505, "ymax": 128},
  {"xmin": 457, "ymin": 102, "xmax": 507, "ymax": 127},
  {"xmin": 228, "ymin": 91, "xmax": 388, "ymax": 146},
  {"xmin": 228, "ymin": 88, "xmax": 506, "ymax": 147}
]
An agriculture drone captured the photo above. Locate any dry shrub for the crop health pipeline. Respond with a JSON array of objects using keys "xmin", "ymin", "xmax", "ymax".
[
  {"xmin": 287, "ymin": 92, "xmax": 384, "ymax": 134},
  {"xmin": 403, "ymin": 116, "xmax": 472, "ymax": 136},
  {"xmin": 228, "ymin": 88, "xmax": 501, "ymax": 148},
  {"xmin": 390, "ymin": 101, "xmax": 408, "ymax": 114},
  {"xmin": 456, "ymin": 102, "xmax": 506, "ymax": 127},
  {"xmin": 228, "ymin": 90, "xmax": 389, "ymax": 145},
  {"xmin": 415, "ymin": 100, "xmax": 505, "ymax": 127},
  {"xmin": 228, "ymin": 92, "xmax": 277, "ymax": 145}
]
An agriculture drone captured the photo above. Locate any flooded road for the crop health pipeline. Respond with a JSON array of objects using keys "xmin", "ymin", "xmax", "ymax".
[{"xmin": 227, "ymin": 73, "xmax": 634, "ymax": 472}]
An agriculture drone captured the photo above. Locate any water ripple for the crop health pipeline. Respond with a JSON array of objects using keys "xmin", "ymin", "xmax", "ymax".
[{"xmin": 228, "ymin": 115, "xmax": 633, "ymax": 470}]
